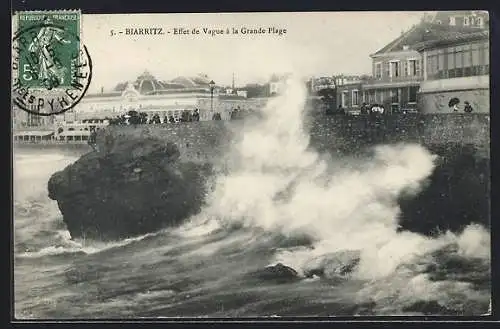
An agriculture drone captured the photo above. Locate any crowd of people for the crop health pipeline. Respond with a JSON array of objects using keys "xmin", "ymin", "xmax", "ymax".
[
  {"xmin": 107, "ymin": 109, "xmax": 201, "ymax": 126},
  {"xmin": 334, "ymin": 99, "xmax": 475, "ymax": 116},
  {"xmin": 106, "ymin": 108, "xmax": 252, "ymax": 126},
  {"xmin": 332, "ymin": 103, "xmax": 388, "ymax": 117},
  {"xmin": 451, "ymin": 100, "xmax": 474, "ymax": 113}
]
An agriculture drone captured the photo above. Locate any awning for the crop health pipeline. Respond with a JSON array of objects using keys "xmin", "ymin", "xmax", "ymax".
[
  {"xmin": 58, "ymin": 131, "xmax": 91, "ymax": 137},
  {"xmin": 14, "ymin": 131, "xmax": 54, "ymax": 137}
]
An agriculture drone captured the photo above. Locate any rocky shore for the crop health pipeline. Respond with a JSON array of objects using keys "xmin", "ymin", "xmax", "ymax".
[
  {"xmin": 48, "ymin": 137, "xmax": 212, "ymax": 241},
  {"xmin": 47, "ymin": 113, "xmax": 490, "ymax": 241}
]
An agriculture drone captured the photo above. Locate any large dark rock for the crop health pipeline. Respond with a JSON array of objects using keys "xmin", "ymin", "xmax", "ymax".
[
  {"xmin": 402, "ymin": 300, "xmax": 458, "ymax": 315},
  {"xmin": 303, "ymin": 250, "xmax": 361, "ymax": 279},
  {"xmin": 248, "ymin": 263, "xmax": 300, "ymax": 284},
  {"xmin": 397, "ymin": 143, "xmax": 490, "ymax": 236},
  {"xmin": 48, "ymin": 137, "xmax": 212, "ymax": 241}
]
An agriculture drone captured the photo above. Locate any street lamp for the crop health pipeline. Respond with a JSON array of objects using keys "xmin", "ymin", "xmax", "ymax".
[{"xmin": 209, "ymin": 80, "xmax": 216, "ymax": 114}]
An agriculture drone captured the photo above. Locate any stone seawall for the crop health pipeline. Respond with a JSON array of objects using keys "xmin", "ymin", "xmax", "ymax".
[
  {"xmin": 51, "ymin": 112, "xmax": 490, "ymax": 240},
  {"xmin": 97, "ymin": 113, "xmax": 490, "ymax": 161},
  {"xmin": 97, "ymin": 120, "xmax": 236, "ymax": 165},
  {"xmin": 419, "ymin": 89, "xmax": 489, "ymax": 114}
]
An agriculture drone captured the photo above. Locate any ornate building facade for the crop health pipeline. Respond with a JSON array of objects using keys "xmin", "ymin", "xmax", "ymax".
[{"xmin": 13, "ymin": 71, "xmax": 266, "ymax": 128}]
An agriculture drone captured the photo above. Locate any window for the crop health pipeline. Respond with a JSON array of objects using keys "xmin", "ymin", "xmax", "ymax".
[
  {"xmin": 472, "ymin": 44, "xmax": 481, "ymax": 65},
  {"xmin": 477, "ymin": 17, "xmax": 484, "ymax": 27},
  {"xmin": 455, "ymin": 47, "xmax": 464, "ymax": 77},
  {"xmin": 463, "ymin": 45, "xmax": 472, "ymax": 67},
  {"xmin": 390, "ymin": 61, "xmax": 400, "ymax": 77},
  {"xmin": 369, "ymin": 91, "xmax": 375, "ymax": 103},
  {"xmin": 426, "ymin": 41, "xmax": 489, "ymax": 80},
  {"xmin": 408, "ymin": 86, "xmax": 418, "ymax": 103},
  {"xmin": 464, "ymin": 16, "xmax": 470, "ymax": 26},
  {"xmin": 449, "ymin": 16, "xmax": 456, "ymax": 25},
  {"xmin": 447, "ymin": 47, "xmax": 455, "ymax": 69},
  {"xmin": 352, "ymin": 90, "xmax": 359, "ymax": 106},
  {"xmin": 377, "ymin": 90, "xmax": 385, "ymax": 104},
  {"xmin": 384, "ymin": 62, "xmax": 390, "ymax": 78},
  {"xmin": 342, "ymin": 91, "xmax": 348, "ymax": 107},
  {"xmin": 391, "ymin": 89, "xmax": 399, "ymax": 104},
  {"xmin": 426, "ymin": 55, "xmax": 434, "ymax": 76},
  {"xmin": 384, "ymin": 89, "xmax": 390, "ymax": 102},
  {"xmin": 375, "ymin": 62, "xmax": 382, "ymax": 79},
  {"xmin": 484, "ymin": 42, "xmax": 489, "ymax": 65},
  {"xmin": 407, "ymin": 59, "xmax": 419, "ymax": 76},
  {"xmin": 426, "ymin": 51, "xmax": 438, "ymax": 79}
]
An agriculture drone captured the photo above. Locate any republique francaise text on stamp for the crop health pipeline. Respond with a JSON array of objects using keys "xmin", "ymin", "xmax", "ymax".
[{"xmin": 12, "ymin": 10, "xmax": 92, "ymax": 116}]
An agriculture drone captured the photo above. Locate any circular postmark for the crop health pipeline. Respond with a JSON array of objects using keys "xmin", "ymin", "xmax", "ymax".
[{"xmin": 12, "ymin": 18, "xmax": 92, "ymax": 116}]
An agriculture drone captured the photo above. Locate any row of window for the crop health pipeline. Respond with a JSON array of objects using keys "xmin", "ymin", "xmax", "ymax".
[
  {"xmin": 374, "ymin": 59, "xmax": 421, "ymax": 79},
  {"xmin": 426, "ymin": 42, "xmax": 489, "ymax": 80},
  {"xmin": 449, "ymin": 15, "xmax": 485, "ymax": 27},
  {"xmin": 341, "ymin": 87, "xmax": 419, "ymax": 107}
]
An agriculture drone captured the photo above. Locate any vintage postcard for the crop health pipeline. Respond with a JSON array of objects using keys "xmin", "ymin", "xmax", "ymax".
[{"xmin": 12, "ymin": 10, "xmax": 491, "ymax": 319}]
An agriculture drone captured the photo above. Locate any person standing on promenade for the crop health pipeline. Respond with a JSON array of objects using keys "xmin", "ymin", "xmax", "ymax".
[
  {"xmin": 88, "ymin": 127, "xmax": 98, "ymax": 152},
  {"xmin": 193, "ymin": 109, "xmax": 200, "ymax": 121},
  {"xmin": 464, "ymin": 101, "xmax": 474, "ymax": 113}
]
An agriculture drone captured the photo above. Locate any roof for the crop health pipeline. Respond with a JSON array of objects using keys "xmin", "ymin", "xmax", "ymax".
[
  {"xmin": 112, "ymin": 72, "xmax": 213, "ymax": 95},
  {"xmin": 171, "ymin": 74, "xmax": 211, "ymax": 87},
  {"xmin": 414, "ymin": 30, "xmax": 489, "ymax": 51},
  {"xmin": 371, "ymin": 21, "xmax": 487, "ymax": 56},
  {"xmin": 372, "ymin": 24, "xmax": 420, "ymax": 55}
]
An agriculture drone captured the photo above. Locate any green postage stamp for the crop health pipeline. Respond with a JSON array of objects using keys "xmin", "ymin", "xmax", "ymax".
[{"xmin": 12, "ymin": 10, "xmax": 92, "ymax": 115}]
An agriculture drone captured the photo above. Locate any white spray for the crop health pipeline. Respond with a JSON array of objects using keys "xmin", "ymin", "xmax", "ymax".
[{"xmin": 197, "ymin": 75, "xmax": 489, "ymax": 280}]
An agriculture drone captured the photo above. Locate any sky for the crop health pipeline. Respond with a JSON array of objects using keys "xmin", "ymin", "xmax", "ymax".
[{"xmin": 78, "ymin": 12, "xmax": 426, "ymax": 92}]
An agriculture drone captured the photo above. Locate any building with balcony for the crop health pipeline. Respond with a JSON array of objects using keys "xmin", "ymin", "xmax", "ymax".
[
  {"xmin": 363, "ymin": 11, "xmax": 488, "ymax": 114},
  {"xmin": 415, "ymin": 29, "xmax": 489, "ymax": 113},
  {"xmin": 364, "ymin": 26, "xmax": 429, "ymax": 113}
]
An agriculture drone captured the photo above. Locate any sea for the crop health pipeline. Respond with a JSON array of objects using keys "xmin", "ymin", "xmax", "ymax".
[{"xmin": 13, "ymin": 78, "xmax": 491, "ymax": 319}]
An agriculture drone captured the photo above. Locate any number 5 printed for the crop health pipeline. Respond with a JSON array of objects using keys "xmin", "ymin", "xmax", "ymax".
[{"xmin": 23, "ymin": 64, "xmax": 34, "ymax": 81}]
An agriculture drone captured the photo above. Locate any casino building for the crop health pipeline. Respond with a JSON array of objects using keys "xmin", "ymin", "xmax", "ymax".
[{"xmin": 13, "ymin": 71, "xmax": 266, "ymax": 128}]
